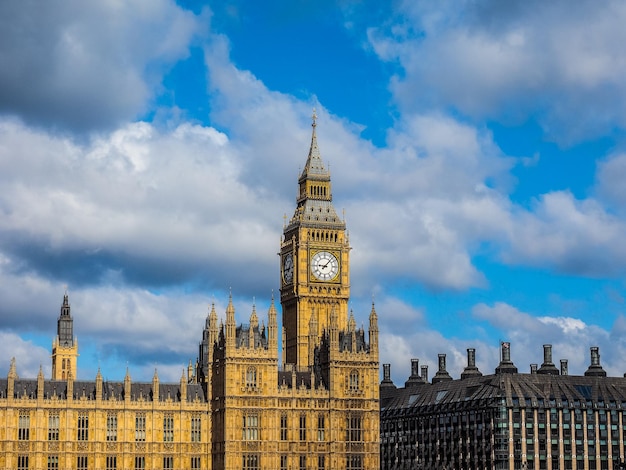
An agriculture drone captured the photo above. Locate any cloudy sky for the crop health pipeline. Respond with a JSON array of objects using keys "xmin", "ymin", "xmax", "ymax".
[{"xmin": 2, "ymin": 0, "xmax": 626, "ymax": 385}]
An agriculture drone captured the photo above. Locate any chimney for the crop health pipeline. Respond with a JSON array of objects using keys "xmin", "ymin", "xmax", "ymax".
[
  {"xmin": 432, "ymin": 354, "xmax": 453, "ymax": 384},
  {"xmin": 584, "ymin": 346, "xmax": 606, "ymax": 377},
  {"xmin": 380, "ymin": 364, "xmax": 396, "ymax": 390},
  {"xmin": 404, "ymin": 358, "xmax": 424, "ymax": 388},
  {"xmin": 461, "ymin": 348, "xmax": 482, "ymax": 379},
  {"xmin": 560, "ymin": 359, "xmax": 568, "ymax": 376},
  {"xmin": 495, "ymin": 341, "xmax": 518, "ymax": 374},
  {"xmin": 530, "ymin": 364, "xmax": 538, "ymax": 374},
  {"xmin": 421, "ymin": 365, "xmax": 429, "ymax": 383},
  {"xmin": 537, "ymin": 344, "xmax": 559, "ymax": 375}
]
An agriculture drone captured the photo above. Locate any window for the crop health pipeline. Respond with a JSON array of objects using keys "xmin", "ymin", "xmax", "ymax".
[
  {"xmin": 191, "ymin": 415, "xmax": 201, "ymax": 442},
  {"xmin": 346, "ymin": 455, "xmax": 363, "ymax": 469},
  {"xmin": 105, "ymin": 456, "xmax": 116, "ymax": 470},
  {"xmin": 280, "ymin": 455, "xmax": 288, "ymax": 470},
  {"xmin": 243, "ymin": 413, "xmax": 259, "ymax": 440},
  {"xmin": 299, "ymin": 414, "xmax": 307, "ymax": 441},
  {"xmin": 317, "ymin": 414, "xmax": 325, "ymax": 441},
  {"xmin": 318, "ymin": 455, "xmax": 325, "ymax": 470},
  {"xmin": 349, "ymin": 370, "xmax": 360, "ymax": 391},
  {"xmin": 190, "ymin": 457, "xmax": 201, "ymax": 470},
  {"xmin": 17, "ymin": 456, "xmax": 28, "ymax": 470},
  {"xmin": 77, "ymin": 455, "xmax": 88, "ymax": 470},
  {"xmin": 135, "ymin": 414, "xmax": 146, "ymax": 442},
  {"xmin": 18, "ymin": 411, "xmax": 30, "ymax": 440},
  {"xmin": 246, "ymin": 367, "xmax": 257, "ymax": 388},
  {"xmin": 48, "ymin": 413, "xmax": 60, "ymax": 441},
  {"xmin": 106, "ymin": 414, "xmax": 117, "ymax": 441},
  {"xmin": 134, "ymin": 456, "xmax": 145, "ymax": 469},
  {"xmin": 163, "ymin": 456, "xmax": 173, "ymax": 469},
  {"xmin": 163, "ymin": 414, "xmax": 174, "ymax": 442},
  {"xmin": 48, "ymin": 455, "xmax": 59, "ymax": 470},
  {"xmin": 243, "ymin": 454, "xmax": 259, "ymax": 470},
  {"xmin": 77, "ymin": 413, "xmax": 89, "ymax": 441},
  {"xmin": 300, "ymin": 455, "xmax": 307, "ymax": 470},
  {"xmin": 280, "ymin": 414, "xmax": 288, "ymax": 440},
  {"xmin": 346, "ymin": 415, "xmax": 362, "ymax": 442}
]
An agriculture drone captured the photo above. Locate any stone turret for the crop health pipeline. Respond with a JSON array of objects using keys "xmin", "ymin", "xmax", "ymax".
[{"xmin": 369, "ymin": 302, "xmax": 379, "ymax": 358}]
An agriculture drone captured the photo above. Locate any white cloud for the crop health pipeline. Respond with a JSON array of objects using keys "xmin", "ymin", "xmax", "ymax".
[
  {"xmin": 596, "ymin": 153, "xmax": 626, "ymax": 212},
  {"xmin": 367, "ymin": 0, "xmax": 626, "ymax": 142},
  {"xmin": 471, "ymin": 301, "xmax": 626, "ymax": 376},
  {"xmin": 502, "ymin": 191, "xmax": 626, "ymax": 276},
  {"xmin": 0, "ymin": 0, "xmax": 205, "ymax": 131},
  {"xmin": 0, "ymin": 333, "xmax": 50, "ymax": 379}
]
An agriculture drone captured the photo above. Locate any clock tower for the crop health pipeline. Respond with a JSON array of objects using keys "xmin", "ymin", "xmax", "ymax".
[{"xmin": 280, "ymin": 112, "xmax": 350, "ymax": 368}]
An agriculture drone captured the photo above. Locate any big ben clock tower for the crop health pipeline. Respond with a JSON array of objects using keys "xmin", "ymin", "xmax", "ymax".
[{"xmin": 280, "ymin": 111, "xmax": 350, "ymax": 368}]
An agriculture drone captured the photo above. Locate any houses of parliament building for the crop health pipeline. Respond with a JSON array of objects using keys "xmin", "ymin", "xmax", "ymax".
[{"xmin": 0, "ymin": 117, "xmax": 381, "ymax": 470}]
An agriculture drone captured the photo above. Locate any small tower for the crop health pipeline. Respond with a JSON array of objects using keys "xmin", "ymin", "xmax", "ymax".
[{"xmin": 51, "ymin": 292, "xmax": 79, "ymax": 380}]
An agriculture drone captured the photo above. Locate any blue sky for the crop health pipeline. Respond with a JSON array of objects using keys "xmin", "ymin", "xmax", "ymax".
[{"xmin": 1, "ymin": 0, "xmax": 626, "ymax": 385}]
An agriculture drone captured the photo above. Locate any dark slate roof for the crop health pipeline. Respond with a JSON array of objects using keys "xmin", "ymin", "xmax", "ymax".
[
  {"xmin": 235, "ymin": 324, "xmax": 268, "ymax": 349},
  {"xmin": 278, "ymin": 371, "xmax": 313, "ymax": 390},
  {"xmin": 338, "ymin": 329, "xmax": 368, "ymax": 353},
  {"xmin": 381, "ymin": 373, "xmax": 626, "ymax": 415},
  {"xmin": 0, "ymin": 379, "xmax": 206, "ymax": 402}
]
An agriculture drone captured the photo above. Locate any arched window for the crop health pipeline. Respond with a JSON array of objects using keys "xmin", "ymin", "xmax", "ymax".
[
  {"xmin": 62, "ymin": 359, "xmax": 66, "ymax": 370},
  {"xmin": 246, "ymin": 367, "xmax": 257, "ymax": 389},
  {"xmin": 349, "ymin": 370, "xmax": 359, "ymax": 391}
]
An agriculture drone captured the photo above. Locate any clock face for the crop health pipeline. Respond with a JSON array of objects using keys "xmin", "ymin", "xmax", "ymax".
[
  {"xmin": 310, "ymin": 251, "xmax": 339, "ymax": 281},
  {"xmin": 283, "ymin": 253, "xmax": 294, "ymax": 284}
]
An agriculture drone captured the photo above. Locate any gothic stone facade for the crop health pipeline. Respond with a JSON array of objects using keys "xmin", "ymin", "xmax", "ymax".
[{"xmin": 0, "ymin": 118, "xmax": 380, "ymax": 470}]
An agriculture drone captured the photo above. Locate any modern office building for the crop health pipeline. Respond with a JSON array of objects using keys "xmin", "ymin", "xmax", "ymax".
[
  {"xmin": 0, "ymin": 115, "xmax": 380, "ymax": 470},
  {"xmin": 380, "ymin": 343, "xmax": 626, "ymax": 470}
]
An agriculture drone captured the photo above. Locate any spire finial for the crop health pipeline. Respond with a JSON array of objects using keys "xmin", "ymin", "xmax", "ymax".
[{"xmin": 312, "ymin": 108, "xmax": 317, "ymax": 128}]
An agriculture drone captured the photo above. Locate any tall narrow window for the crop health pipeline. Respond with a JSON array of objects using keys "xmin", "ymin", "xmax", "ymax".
[
  {"xmin": 318, "ymin": 455, "xmax": 325, "ymax": 470},
  {"xmin": 77, "ymin": 455, "xmax": 88, "ymax": 470},
  {"xmin": 280, "ymin": 414, "xmax": 288, "ymax": 441},
  {"xmin": 317, "ymin": 414, "xmax": 325, "ymax": 441},
  {"xmin": 163, "ymin": 414, "xmax": 174, "ymax": 442},
  {"xmin": 77, "ymin": 413, "xmax": 89, "ymax": 441},
  {"xmin": 280, "ymin": 455, "xmax": 288, "ymax": 470},
  {"xmin": 243, "ymin": 413, "xmax": 259, "ymax": 440},
  {"xmin": 191, "ymin": 415, "xmax": 201, "ymax": 442},
  {"xmin": 47, "ymin": 455, "xmax": 59, "ymax": 470},
  {"xmin": 300, "ymin": 455, "xmax": 307, "ymax": 470},
  {"xmin": 163, "ymin": 456, "xmax": 173, "ymax": 469},
  {"xmin": 190, "ymin": 457, "xmax": 201, "ymax": 470},
  {"xmin": 48, "ymin": 412, "xmax": 60, "ymax": 441},
  {"xmin": 243, "ymin": 454, "xmax": 259, "ymax": 470},
  {"xmin": 106, "ymin": 413, "xmax": 117, "ymax": 441},
  {"xmin": 105, "ymin": 456, "xmax": 116, "ymax": 470},
  {"xmin": 349, "ymin": 370, "xmax": 359, "ymax": 391},
  {"xmin": 346, "ymin": 455, "xmax": 363, "ymax": 470},
  {"xmin": 346, "ymin": 415, "xmax": 362, "ymax": 442},
  {"xmin": 299, "ymin": 414, "xmax": 306, "ymax": 441},
  {"xmin": 246, "ymin": 367, "xmax": 257, "ymax": 388},
  {"xmin": 18, "ymin": 411, "xmax": 30, "ymax": 440},
  {"xmin": 17, "ymin": 456, "xmax": 28, "ymax": 470},
  {"xmin": 135, "ymin": 414, "xmax": 146, "ymax": 442},
  {"xmin": 134, "ymin": 456, "xmax": 145, "ymax": 469}
]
